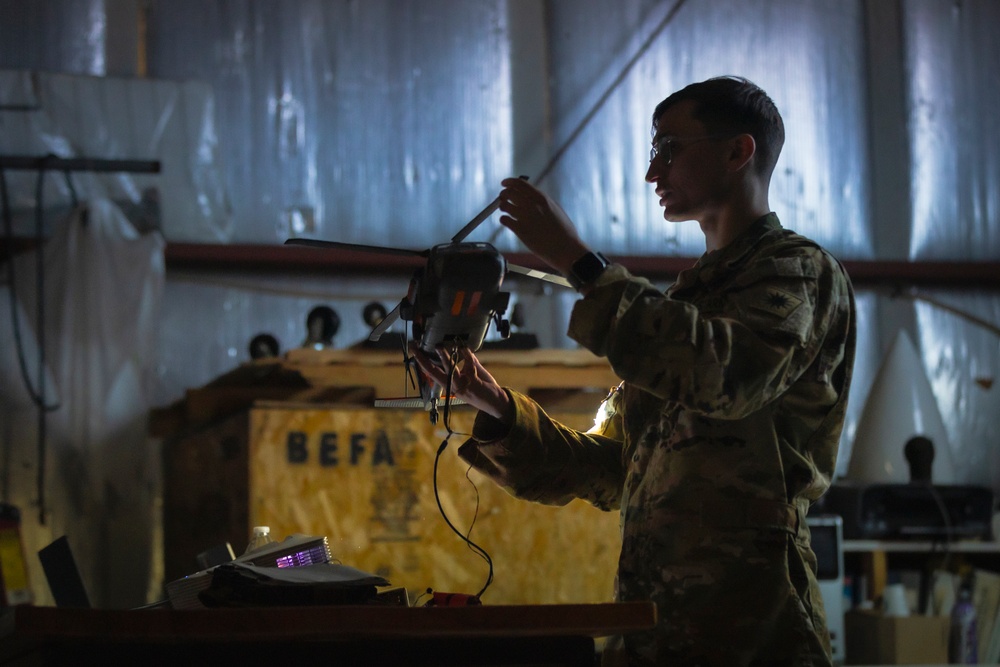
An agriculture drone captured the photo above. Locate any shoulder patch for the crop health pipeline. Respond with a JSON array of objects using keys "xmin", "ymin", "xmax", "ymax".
[{"xmin": 749, "ymin": 288, "xmax": 804, "ymax": 319}]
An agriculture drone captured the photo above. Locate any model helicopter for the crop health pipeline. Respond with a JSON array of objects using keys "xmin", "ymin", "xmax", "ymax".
[{"xmin": 285, "ymin": 178, "xmax": 571, "ymax": 423}]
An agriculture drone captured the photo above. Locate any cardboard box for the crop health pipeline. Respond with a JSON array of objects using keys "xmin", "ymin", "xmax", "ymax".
[{"xmin": 845, "ymin": 609, "xmax": 949, "ymax": 665}]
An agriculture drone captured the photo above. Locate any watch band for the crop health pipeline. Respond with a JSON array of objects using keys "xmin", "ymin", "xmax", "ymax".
[{"xmin": 567, "ymin": 251, "xmax": 610, "ymax": 290}]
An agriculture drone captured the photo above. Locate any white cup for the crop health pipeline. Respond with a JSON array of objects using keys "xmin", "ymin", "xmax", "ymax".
[{"xmin": 883, "ymin": 583, "xmax": 910, "ymax": 617}]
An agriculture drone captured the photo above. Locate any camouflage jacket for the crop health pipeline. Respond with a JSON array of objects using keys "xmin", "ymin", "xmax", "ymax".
[{"xmin": 459, "ymin": 214, "xmax": 856, "ymax": 666}]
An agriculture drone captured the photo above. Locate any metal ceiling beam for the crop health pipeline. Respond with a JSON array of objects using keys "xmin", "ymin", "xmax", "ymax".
[{"xmin": 161, "ymin": 243, "xmax": 1000, "ymax": 289}]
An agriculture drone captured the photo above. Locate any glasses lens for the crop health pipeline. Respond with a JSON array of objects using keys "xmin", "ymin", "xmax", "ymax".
[{"xmin": 650, "ymin": 138, "xmax": 667, "ymax": 163}]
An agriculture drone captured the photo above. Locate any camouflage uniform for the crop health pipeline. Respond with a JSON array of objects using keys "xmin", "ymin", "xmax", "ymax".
[{"xmin": 459, "ymin": 214, "xmax": 856, "ymax": 666}]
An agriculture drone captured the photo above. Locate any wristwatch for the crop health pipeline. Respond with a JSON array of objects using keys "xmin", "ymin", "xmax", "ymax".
[{"xmin": 567, "ymin": 251, "xmax": 610, "ymax": 290}]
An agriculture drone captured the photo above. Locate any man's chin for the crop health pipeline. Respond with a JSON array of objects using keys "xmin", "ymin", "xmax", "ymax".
[{"xmin": 661, "ymin": 208, "xmax": 691, "ymax": 223}]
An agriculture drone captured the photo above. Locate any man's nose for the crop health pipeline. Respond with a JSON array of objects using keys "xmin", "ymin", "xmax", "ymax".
[{"xmin": 644, "ymin": 160, "xmax": 660, "ymax": 183}]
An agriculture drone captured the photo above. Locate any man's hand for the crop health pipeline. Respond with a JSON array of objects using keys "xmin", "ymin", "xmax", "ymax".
[
  {"xmin": 409, "ymin": 343, "xmax": 513, "ymax": 424},
  {"xmin": 498, "ymin": 177, "xmax": 590, "ymax": 276}
]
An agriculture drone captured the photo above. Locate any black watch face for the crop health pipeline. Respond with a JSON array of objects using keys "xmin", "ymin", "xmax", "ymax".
[{"xmin": 572, "ymin": 252, "xmax": 608, "ymax": 286}]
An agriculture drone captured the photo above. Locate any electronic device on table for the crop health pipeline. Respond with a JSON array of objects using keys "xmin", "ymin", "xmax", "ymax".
[{"xmin": 165, "ymin": 534, "xmax": 332, "ymax": 609}]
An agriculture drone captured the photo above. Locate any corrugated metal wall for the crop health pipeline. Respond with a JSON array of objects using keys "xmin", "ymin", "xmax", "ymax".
[
  {"xmin": 544, "ymin": 0, "xmax": 873, "ymax": 258},
  {"xmin": 902, "ymin": 0, "xmax": 1000, "ymax": 488},
  {"xmin": 147, "ymin": 0, "xmax": 514, "ymax": 246}
]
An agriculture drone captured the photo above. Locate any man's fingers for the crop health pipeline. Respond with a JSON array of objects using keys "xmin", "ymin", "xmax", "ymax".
[
  {"xmin": 409, "ymin": 346, "xmax": 449, "ymax": 385},
  {"xmin": 461, "ymin": 347, "xmax": 487, "ymax": 374}
]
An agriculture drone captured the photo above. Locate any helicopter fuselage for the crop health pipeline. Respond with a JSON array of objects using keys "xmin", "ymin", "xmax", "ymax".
[{"xmin": 401, "ymin": 242, "xmax": 511, "ymax": 354}]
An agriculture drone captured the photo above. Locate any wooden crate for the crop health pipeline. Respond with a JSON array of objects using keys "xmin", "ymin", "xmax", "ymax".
[
  {"xmin": 164, "ymin": 405, "xmax": 621, "ymax": 605},
  {"xmin": 161, "ymin": 349, "xmax": 623, "ymax": 605},
  {"xmin": 163, "ymin": 410, "xmax": 251, "ymax": 584}
]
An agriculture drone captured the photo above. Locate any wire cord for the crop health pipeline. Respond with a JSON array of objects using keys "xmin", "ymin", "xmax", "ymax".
[
  {"xmin": 431, "ymin": 343, "xmax": 494, "ymax": 599},
  {"xmin": 433, "ymin": 436, "xmax": 494, "ymax": 599}
]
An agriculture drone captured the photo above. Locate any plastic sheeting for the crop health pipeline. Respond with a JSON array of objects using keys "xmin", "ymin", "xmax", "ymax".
[
  {"xmin": 905, "ymin": 0, "xmax": 1000, "ymax": 260},
  {"xmin": 3, "ymin": 199, "xmax": 164, "ymax": 608},
  {"xmin": 141, "ymin": 0, "xmax": 877, "ymax": 258},
  {"xmin": 544, "ymin": 0, "xmax": 873, "ymax": 259},
  {"xmin": 146, "ymin": 0, "xmax": 513, "ymax": 246},
  {"xmin": 0, "ymin": 70, "xmax": 232, "ymax": 241},
  {"xmin": 900, "ymin": 1, "xmax": 1000, "ymax": 494},
  {"xmin": 916, "ymin": 291, "xmax": 1000, "ymax": 492},
  {"xmin": 0, "ymin": 0, "xmax": 108, "ymax": 76}
]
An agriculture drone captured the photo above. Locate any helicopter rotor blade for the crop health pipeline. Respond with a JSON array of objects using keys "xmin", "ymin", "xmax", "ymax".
[
  {"xmin": 451, "ymin": 174, "xmax": 529, "ymax": 243},
  {"xmin": 506, "ymin": 263, "xmax": 572, "ymax": 288},
  {"xmin": 285, "ymin": 237, "xmax": 429, "ymax": 258},
  {"xmin": 451, "ymin": 195, "xmax": 502, "ymax": 243},
  {"xmin": 368, "ymin": 302, "xmax": 402, "ymax": 342}
]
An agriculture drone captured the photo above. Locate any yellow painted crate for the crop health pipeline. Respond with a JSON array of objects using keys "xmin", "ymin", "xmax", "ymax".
[
  {"xmin": 161, "ymin": 349, "xmax": 622, "ymax": 605},
  {"xmin": 247, "ymin": 405, "xmax": 620, "ymax": 605}
]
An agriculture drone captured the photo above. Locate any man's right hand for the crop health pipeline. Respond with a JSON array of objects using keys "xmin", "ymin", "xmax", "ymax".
[
  {"xmin": 408, "ymin": 343, "xmax": 513, "ymax": 424},
  {"xmin": 498, "ymin": 177, "xmax": 589, "ymax": 278}
]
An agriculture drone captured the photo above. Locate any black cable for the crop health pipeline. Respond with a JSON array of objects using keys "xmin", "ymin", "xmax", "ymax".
[
  {"xmin": 431, "ymin": 344, "xmax": 494, "ymax": 599},
  {"xmin": 923, "ymin": 482, "xmax": 952, "ymax": 572},
  {"xmin": 0, "ymin": 170, "xmax": 59, "ymax": 411},
  {"xmin": 413, "ymin": 587, "xmax": 433, "ymax": 607},
  {"xmin": 1, "ymin": 167, "xmax": 63, "ymax": 525},
  {"xmin": 443, "ymin": 346, "xmax": 490, "ymax": 590},
  {"xmin": 32, "ymin": 166, "xmax": 52, "ymax": 524},
  {"xmin": 442, "ymin": 343, "xmax": 458, "ymax": 435},
  {"xmin": 461, "ymin": 457, "xmax": 489, "ymax": 589},
  {"xmin": 62, "ymin": 169, "xmax": 79, "ymax": 209},
  {"xmin": 433, "ymin": 437, "xmax": 494, "ymax": 600},
  {"xmin": 401, "ymin": 324, "xmax": 418, "ymax": 396}
]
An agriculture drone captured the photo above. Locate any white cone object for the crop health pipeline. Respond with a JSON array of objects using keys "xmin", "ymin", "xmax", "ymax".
[{"xmin": 847, "ymin": 330, "xmax": 957, "ymax": 484}]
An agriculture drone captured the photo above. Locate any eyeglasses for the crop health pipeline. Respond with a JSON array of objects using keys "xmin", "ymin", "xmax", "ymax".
[{"xmin": 649, "ymin": 133, "xmax": 735, "ymax": 164}]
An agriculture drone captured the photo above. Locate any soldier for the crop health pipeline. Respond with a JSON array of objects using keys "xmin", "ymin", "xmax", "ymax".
[{"xmin": 413, "ymin": 76, "xmax": 856, "ymax": 666}]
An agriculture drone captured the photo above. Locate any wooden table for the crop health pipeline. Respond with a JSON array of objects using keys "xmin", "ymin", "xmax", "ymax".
[{"xmin": 0, "ymin": 602, "xmax": 656, "ymax": 666}]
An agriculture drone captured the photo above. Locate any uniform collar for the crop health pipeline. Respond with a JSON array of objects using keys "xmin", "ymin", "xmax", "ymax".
[{"xmin": 672, "ymin": 213, "xmax": 782, "ymax": 292}]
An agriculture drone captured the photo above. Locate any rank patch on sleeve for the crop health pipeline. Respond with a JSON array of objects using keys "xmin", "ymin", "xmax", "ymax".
[{"xmin": 750, "ymin": 288, "xmax": 803, "ymax": 318}]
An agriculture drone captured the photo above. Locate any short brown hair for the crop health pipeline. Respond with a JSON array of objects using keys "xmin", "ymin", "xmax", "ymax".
[{"xmin": 652, "ymin": 76, "xmax": 784, "ymax": 179}]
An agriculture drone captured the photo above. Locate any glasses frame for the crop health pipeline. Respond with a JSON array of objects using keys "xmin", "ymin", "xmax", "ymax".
[{"xmin": 648, "ymin": 133, "xmax": 737, "ymax": 165}]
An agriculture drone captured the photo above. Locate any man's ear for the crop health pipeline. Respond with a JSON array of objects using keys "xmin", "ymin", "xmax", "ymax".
[{"xmin": 728, "ymin": 134, "xmax": 756, "ymax": 172}]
